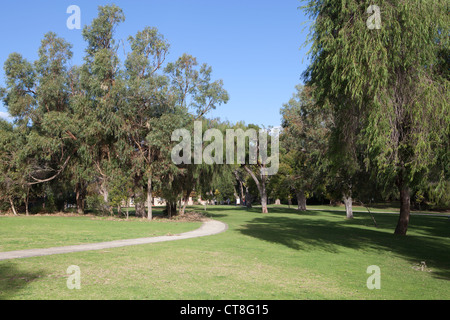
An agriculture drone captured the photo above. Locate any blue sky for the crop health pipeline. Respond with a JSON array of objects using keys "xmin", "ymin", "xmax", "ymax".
[{"xmin": 0, "ymin": 0, "xmax": 311, "ymax": 128}]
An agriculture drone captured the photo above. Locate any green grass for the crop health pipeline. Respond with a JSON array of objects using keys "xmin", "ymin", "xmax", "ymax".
[
  {"xmin": 1, "ymin": 205, "xmax": 449, "ymax": 300},
  {"xmin": 0, "ymin": 212, "xmax": 202, "ymax": 252}
]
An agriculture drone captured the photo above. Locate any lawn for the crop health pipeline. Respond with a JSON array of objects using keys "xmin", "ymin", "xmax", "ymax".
[
  {"xmin": 0, "ymin": 205, "xmax": 449, "ymax": 300},
  {"xmin": 0, "ymin": 210, "xmax": 202, "ymax": 252}
]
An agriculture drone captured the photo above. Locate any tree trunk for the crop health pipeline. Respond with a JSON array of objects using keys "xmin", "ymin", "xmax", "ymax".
[
  {"xmin": 395, "ymin": 184, "xmax": 411, "ymax": 236},
  {"xmin": 243, "ymin": 165, "xmax": 268, "ymax": 213},
  {"xmin": 135, "ymin": 200, "xmax": 146, "ymax": 218},
  {"xmin": 296, "ymin": 190, "xmax": 307, "ymax": 211},
  {"xmin": 260, "ymin": 177, "xmax": 268, "ymax": 214},
  {"xmin": 238, "ymin": 181, "xmax": 245, "ymax": 206},
  {"xmin": 180, "ymin": 189, "xmax": 192, "ymax": 216},
  {"xmin": 100, "ymin": 180, "xmax": 108, "ymax": 204},
  {"xmin": 343, "ymin": 194, "xmax": 353, "ymax": 219},
  {"xmin": 25, "ymin": 188, "xmax": 30, "ymax": 216},
  {"xmin": 245, "ymin": 186, "xmax": 253, "ymax": 209},
  {"xmin": 75, "ymin": 183, "xmax": 85, "ymax": 214},
  {"xmin": 147, "ymin": 175, "xmax": 153, "ymax": 220},
  {"xmin": 234, "ymin": 170, "xmax": 246, "ymax": 206},
  {"xmin": 9, "ymin": 197, "xmax": 18, "ymax": 216},
  {"xmin": 99, "ymin": 179, "xmax": 110, "ymax": 214},
  {"xmin": 133, "ymin": 176, "xmax": 146, "ymax": 218},
  {"xmin": 166, "ymin": 202, "xmax": 172, "ymax": 218},
  {"xmin": 166, "ymin": 201, "xmax": 177, "ymax": 218}
]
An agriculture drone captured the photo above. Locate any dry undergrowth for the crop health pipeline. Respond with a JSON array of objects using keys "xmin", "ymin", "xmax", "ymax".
[
  {"xmin": 155, "ymin": 211, "xmax": 209, "ymax": 222},
  {"xmin": 0, "ymin": 210, "xmax": 208, "ymax": 222}
]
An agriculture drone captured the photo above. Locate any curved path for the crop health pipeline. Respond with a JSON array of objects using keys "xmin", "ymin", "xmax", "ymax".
[{"xmin": 0, "ymin": 219, "xmax": 228, "ymax": 261}]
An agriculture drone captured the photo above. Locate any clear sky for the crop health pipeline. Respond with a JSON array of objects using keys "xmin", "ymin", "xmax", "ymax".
[{"xmin": 0, "ymin": 0, "xmax": 311, "ymax": 128}]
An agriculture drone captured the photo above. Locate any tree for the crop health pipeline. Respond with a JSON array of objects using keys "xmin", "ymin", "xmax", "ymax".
[
  {"xmin": 0, "ymin": 120, "xmax": 25, "ymax": 215},
  {"xmin": 165, "ymin": 54, "xmax": 229, "ymax": 119},
  {"xmin": 77, "ymin": 4, "xmax": 126, "ymax": 211},
  {"xmin": 161, "ymin": 55, "xmax": 229, "ymax": 216},
  {"xmin": 1, "ymin": 31, "xmax": 81, "ymax": 216},
  {"xmin": 302, "ymin": 0, "xmax": 449, "ymax": 235},
  {"xmin": 108, "ymin": 167, "xmax": 133, "ymax": 218},
  {"xmin": 279, "ymin": 85, "xmax": 331, "ymax": 211},
  {"xmin": 124, "ymin": 26, "xmax": 171, "ymax": 220},
  {"xmin": 0, "ymin": 4, "xmax": 232, "ymax": 218},
  {"xmin": 228, "ymin": 122, "xmax": 278, "ymax": 214}
]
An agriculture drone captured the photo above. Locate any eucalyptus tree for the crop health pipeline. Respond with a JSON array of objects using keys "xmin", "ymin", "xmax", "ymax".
[
  {"xmin": 0, "ymin": 120, "xmax": 26, "ymax": 215},
  {"xmin": 77, "ymin": 5, "xmax": 126, "ymax": 209},
  {"xmin": 1, "ymin": 31, "xmax": 79, "ymax": 215},
  {"xmin": 279, "ymin": 85, "xmax": 331, "ymax": 211},
  {"xmin": 0, "ymin": 4, "xmax": 232, "ymax": 217},
  {"xmin": 165, "ymin": 54, "xmax": 229, "ymax": 119},
  {"xmin": 123, "ymin": 26, "xmax": 172, "ymax": 219},
  {"xmin": 302, "ymin": 0, "xmax": 449, "ymax": 235}
]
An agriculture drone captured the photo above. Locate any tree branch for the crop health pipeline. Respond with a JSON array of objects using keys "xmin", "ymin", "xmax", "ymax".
[{"xmin": 28, "ymin": 154, "xmax": 72, "ymax": 185}]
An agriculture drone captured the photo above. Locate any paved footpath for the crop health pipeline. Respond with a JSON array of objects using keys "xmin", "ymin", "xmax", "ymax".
[{"xmin": 0, "ymin": 219, "xmax": 228, "ymax": 261}]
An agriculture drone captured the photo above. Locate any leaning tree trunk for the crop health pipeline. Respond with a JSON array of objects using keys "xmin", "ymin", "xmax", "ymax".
[
  {"xmin": 99, "ymin": 179, "xmax": 111, "ymax": 214},
  {"xmin": 180, "ymin": 188, "xmax": 192, "ymax": 216},
  {"xmin": 9, "ymin": 197, "xmax": 18, "ymax": 216},
  {"xmin": 244, "ymin": 165, "xmax": 268, "ymax": 213},
  {"xmin": 296, "ymin": 190, "xmax": 307, "ymax": 211},
  {"xmin": 99, "ymin": 180, "xmax": 108, "ymax": 204},
  {"xmin": 343, "ymin": 194, "xmax": 353, "ymax": 219},
  {"xmin": 395, "ymin": 183, "xmax": 411, "ymax": 236}
]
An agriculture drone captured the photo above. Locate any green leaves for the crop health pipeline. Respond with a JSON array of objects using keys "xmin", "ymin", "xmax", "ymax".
[
  {"xmin": 82, "ymin": 4, "xmax": 125, "ymax": 56},
  {"xmin": 302, "ymin": 0, "xmax": 449, "ymax": 232},
  {"xmin": 165, "ymin": 53, "xmax": 229, "ymax": 117},
  {"xmin": 2, "ymin": 53, "xmax": 36, "ymax": 121},
  {"xmin": 0, "ymin": 4, "xmax": 233, "ymax": 215},
  {"xmin": 279, "ymin": 85, "xmax": 331, "ymax": 196}
]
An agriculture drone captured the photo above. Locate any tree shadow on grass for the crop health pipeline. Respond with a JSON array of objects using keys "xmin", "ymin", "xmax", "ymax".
[
  {"xmin": 239, "ymin": 215, "xmax": 450, "ymax": 280},
  {"xmin": 0, "ymin": 262, "xmax": 46, "ymax": 299}
]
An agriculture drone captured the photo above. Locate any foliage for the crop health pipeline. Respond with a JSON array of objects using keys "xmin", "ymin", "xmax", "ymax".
[{"xmin": 302, "ymin": 0, "xmax": 449, "ymax": 234}]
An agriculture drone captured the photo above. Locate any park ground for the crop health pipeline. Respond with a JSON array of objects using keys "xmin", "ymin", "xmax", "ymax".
[{"xmin": 0, "ymin": 205, "xmax": 449, "ymax": 300}]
